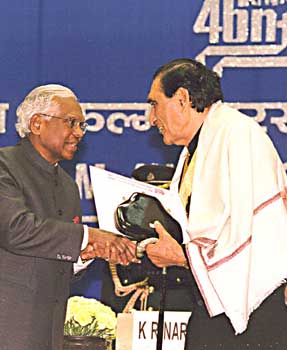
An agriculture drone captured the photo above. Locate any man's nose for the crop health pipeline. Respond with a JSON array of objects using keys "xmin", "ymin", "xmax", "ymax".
[
  {"xmin": 72, "ymin": 123, "xmax": 84, "ymax": 138},
  {"xmin": 149, "ymin": 107, "xmax": 156, "ymax": 126}
]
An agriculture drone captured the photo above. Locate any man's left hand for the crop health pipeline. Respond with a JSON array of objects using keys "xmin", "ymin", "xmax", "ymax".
[{"xmin": 145, "ymin": 221, "xmax": 188, "ymax": 268}]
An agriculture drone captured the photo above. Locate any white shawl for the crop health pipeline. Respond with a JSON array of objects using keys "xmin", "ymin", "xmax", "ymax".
[{"xmin": 170, "ymin": 102, "xmax": 287, "ymax": 334}]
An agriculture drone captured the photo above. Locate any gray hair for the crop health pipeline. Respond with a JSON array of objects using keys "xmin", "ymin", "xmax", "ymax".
[{"xmin": 16, "ymin": 84, "xmax": 78, "ymax": 138}]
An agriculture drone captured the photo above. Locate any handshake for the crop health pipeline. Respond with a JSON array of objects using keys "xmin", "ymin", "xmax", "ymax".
[
  {"xmin": 80, "ymin": 222, "xmax": 188, "ymax": 270},
  {"xmin": 80, "ymin": 227, "xmax": 140, "ymax": 266}
]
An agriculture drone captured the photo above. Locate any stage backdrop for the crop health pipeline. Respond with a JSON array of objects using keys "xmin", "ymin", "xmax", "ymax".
[{"xmin": 0, "ymin": 0, "xmax": 286, "ymax": 299}]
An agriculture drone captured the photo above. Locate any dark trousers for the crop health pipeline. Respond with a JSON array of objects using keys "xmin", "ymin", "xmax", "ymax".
[{"xmin": 185, "ymin": 284, "xmax": 287, "ymax": 350}]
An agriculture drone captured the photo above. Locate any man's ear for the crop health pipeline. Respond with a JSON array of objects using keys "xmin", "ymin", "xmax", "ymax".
[
  {"xmin": 30, "ymin": 114, "xmax": 42, "ymax": 135},
  {"xmin": 174, "ymin": 87, "xmax": 190, "ymax": 110}
]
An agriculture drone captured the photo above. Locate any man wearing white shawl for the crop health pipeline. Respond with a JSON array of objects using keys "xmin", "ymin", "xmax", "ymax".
[{"xmin": 146, "ymin": 58, "xmax": 287, "ymax": 349}]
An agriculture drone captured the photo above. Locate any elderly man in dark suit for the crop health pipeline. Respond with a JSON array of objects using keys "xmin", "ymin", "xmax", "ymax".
[{"xmin": 0, "ymin": 84, "xmax": 137, "ymax": 350}]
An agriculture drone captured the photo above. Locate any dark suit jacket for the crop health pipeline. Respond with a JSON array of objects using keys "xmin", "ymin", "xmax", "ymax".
[{"xmin": 0, "ymin": 138, "xmax": 84, "ymax": 350}]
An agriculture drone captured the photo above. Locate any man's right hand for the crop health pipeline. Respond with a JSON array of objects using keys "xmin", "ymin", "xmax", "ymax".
[{"xmin": 80, "ymin": 228, "xmax": 138, "ymax": 266}]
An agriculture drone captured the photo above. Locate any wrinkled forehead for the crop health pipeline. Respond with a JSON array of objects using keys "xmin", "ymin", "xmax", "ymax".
[
  {"xmin": 50, "ymin": 96, "xmax": 84, "ymax": 118},
  {"xmin": 50, "ymin": 95, "xmax": 78, "ymax": 106},
  {"xmin": 148, "ymin": 77, "xmax": 164, "ymax": 100}
]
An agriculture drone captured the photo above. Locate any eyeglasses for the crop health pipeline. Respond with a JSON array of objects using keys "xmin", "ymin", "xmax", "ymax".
[{"xmin": 38, "ymin": 113, "xmax": 88, "ymax": 134}]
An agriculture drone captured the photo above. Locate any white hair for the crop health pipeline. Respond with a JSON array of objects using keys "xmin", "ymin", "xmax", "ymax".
[{"xmin": 15, "ymin": 84, "xmax": 78, "ymax": 138}]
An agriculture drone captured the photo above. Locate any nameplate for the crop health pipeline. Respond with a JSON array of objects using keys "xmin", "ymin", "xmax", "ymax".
[{"xmin": 116, "ymin": 311, "xmax": 191, "ymax": 350}]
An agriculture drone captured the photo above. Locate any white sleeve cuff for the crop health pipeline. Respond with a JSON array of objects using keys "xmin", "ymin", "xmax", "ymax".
[
  {"xmin": 81, "ymin": 225, "xmax": 89, "ymax": 250},
  {"xmin": 73, "ymin": 225, "xmax": 93, "ymax": 274}
]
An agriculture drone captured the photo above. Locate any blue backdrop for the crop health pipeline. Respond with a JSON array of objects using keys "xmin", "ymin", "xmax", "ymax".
[{"xmin": 1, "ymin": 0, "xmax": 287, "ymax": 299}]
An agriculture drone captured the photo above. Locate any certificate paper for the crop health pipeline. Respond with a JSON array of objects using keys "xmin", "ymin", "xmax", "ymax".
[{"xmin": 89, "ymin": 166, "xmax": 187, "ymax": 237}]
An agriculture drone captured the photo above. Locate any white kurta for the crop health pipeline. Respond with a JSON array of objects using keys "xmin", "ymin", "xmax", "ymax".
[{"xmin": 170, "ymin": 101, "xmax": 287, "ymax": 334}]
